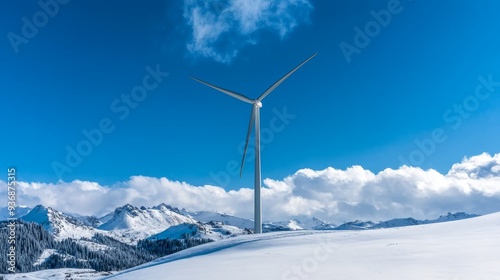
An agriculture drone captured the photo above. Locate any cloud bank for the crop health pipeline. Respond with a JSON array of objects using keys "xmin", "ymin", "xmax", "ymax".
[
  {"xmin": 182, "ymin": 0, "xmax": 313, "ymax": 63},
  {"xmin": 2, "ymin": 153, "xmax": 500, "ymax": 223}
]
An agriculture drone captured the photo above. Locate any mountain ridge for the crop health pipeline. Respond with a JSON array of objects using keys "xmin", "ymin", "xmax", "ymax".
[{"xmin": 1, "ymin": 204, "xmax": 481, "ymax": 235}]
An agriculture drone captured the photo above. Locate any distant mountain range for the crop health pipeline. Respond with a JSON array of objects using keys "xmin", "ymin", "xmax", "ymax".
[
  {"xmin": 1, "ymin": 204, "xmax": 479, "ymax": 241},
  {"xmin": 0, "ymin": 203, "xmax": 479, "ymax": 274}
]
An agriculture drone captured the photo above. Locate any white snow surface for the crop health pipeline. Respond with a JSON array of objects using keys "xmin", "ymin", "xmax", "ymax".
[
  {"xmin": 32, "ymin": 249, "xmax": 80, "ymax": 267},
  {"xmin": 4, "ymin": 269, "xmax": 112, "ymax": 280},
  {"xmin": 104, "ymin": 211, "xmax": 500, "ymax": 280}
]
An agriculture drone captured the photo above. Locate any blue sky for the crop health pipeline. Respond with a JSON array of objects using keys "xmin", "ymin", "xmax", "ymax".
[{"xmin": 2, "ymin": 0, "xmax": 500, "ymax": 194}]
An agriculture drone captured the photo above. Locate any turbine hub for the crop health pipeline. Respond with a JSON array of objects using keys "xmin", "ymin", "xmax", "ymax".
[{"xmin": 255, "ymin": 101, "xmax": 263, "ymax": 108}]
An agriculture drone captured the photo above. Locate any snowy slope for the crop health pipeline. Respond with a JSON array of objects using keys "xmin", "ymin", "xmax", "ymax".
[
  {"xmin": 32, "ymin": 249, "xmax": 83, "ymax": 267},
  {"xmin": 33, "ymin": 249, "xmax": 58, "ymax": 266},
  {"xmin": 430, "ymin": 211, "xmax": 479, "ymax": 223},
  {"xmin": 181, "ymin": 210, "xmax": 255, "ymax": 229},
  {"xmin": 147, "ymin": 223, "xmax": 202, "ymax": 240},
  {"xmin": 148, "ymin": 221, "xmax": 250, "ymax": 241},
  {"xmin": 297, "ymin": 217, "xmax": 337, "ymax": 230},
  {"xmin": 105, "ymin": 212, "xmax": 500, "ymax": 280}
]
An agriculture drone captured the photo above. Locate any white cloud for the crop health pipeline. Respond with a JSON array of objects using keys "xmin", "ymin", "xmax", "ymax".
[
  {"xmin": 183, "ymin": 0, "xmax": 313, "ymax": 63},
  {"xmin": 2, "ymin": 153, "xmax": 500, "ymax": 223}
]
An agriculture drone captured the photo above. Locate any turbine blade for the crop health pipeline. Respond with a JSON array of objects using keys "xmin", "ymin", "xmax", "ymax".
[
  {"xmin": 240, "ymin": 105, "xmax": 256, "ymax": 177},
  {"xmin": 257, "ymin": 53, "xmax": 317, "ymax": 102},
  {"xmin": 190, "ymin": 76, "xmax": 254, "ymax": 104}
]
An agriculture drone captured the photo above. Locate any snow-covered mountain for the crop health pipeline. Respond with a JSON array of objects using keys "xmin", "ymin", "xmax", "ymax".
[
  {"xmin": 268, "ymin": 217, "xmax": 337, "ymax": 230},
  {"xmin": 299, "ymin": 217, "xmax": 337, "ymax": 230},
  {"xmin": 16, "ymin": 204, "xmax": 482, "ymax": 241},
  {"xmin": 97, "ymin": 204, "xmax": 197, "ymax": 243},
  {"xmin": 0, "ymin": 205, "xmax": 32, "ymax": 220},
  {"xmin": 10, "ymin": 203, "xmax": 253, "ymax": 246},
  {"xmin": 371, "ymin": 212, "xmax": 479, "ymax": 229},
  {"xmin": 20, "ymin": 205, "xmax": 101, "ymax": 240},
  {"xmin": 371, "ymin": 217, "xmax": 422, "ymax": 229},
  {"xmin": 265, "ymin": 219, "xmax": 305, "ymax": 230},
  {"xmin": 15, "ymin": 205, "xmax": 118, "ymax": 265},
  {"xmin": 333, "ymin": 219, "xmax": 376, "ymax": 230}
]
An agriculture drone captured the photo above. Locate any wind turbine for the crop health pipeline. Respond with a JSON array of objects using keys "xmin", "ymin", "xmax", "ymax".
[{"xmin": 191, "ymin": 53, "xmax": 317, "ymax": 233}]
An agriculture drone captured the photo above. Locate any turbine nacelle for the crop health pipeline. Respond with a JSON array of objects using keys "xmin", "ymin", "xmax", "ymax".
[{"xmin": 254, "ymin": 101, "xmax": 263, "ymax": 108}]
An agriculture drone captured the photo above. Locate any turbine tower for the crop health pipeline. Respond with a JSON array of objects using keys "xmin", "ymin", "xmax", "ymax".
[{"xmin": 191, "ymin": 53, "xmax": 317, "ymax": 233}]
